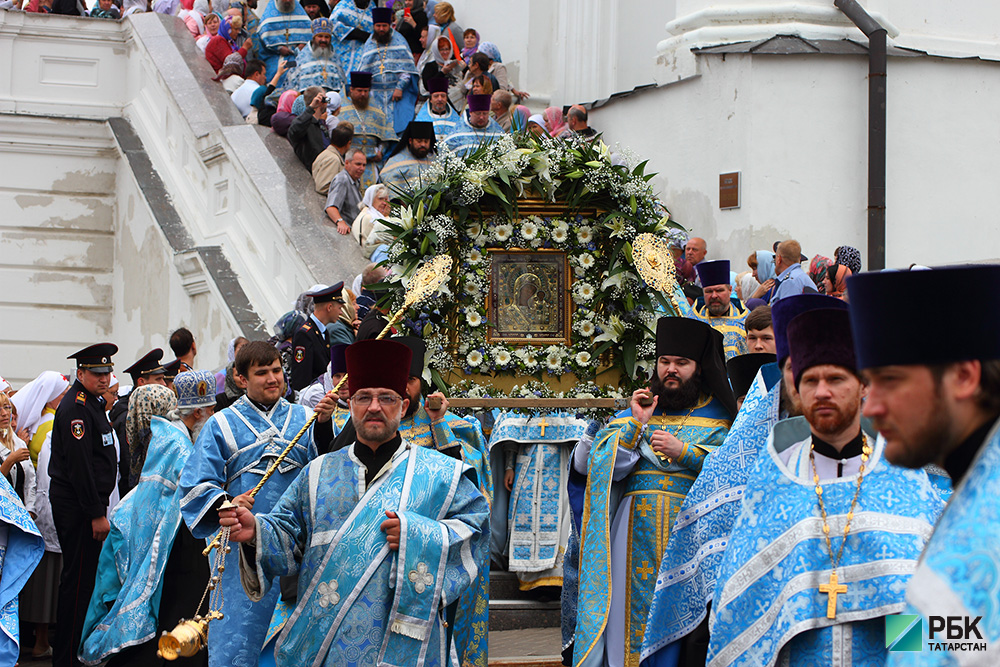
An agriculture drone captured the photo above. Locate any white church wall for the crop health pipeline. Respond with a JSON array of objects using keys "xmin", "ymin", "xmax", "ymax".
[{"xmin": 591, "ymin": 51, "xmax": 1000, "ymax": 270}]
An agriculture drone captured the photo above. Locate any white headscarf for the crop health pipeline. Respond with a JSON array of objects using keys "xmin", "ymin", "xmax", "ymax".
[
  {"xmin": 9, "ymin": 371, "xmax": 70, "ymax": 438},
  {"xmin": 325, "ymin": 91, "xmax": 343, "ymax": 135},
  {"xmin": 362, "ymin": 184, "xmax": 389, "ymax": 221},
  {"xmin": 416, "ymin": 24, "xmax": 442, "ymax": 73},
  {"xmin": 0, "ymin": 376, "xmax": 8, "ymax": 394}
]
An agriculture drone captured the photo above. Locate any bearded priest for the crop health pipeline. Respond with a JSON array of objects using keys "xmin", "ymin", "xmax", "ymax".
[
  {"xmin": 707, "ymin": 308, "xmax": 945, "ymax": 666},
  {"xmin": 221, "ymin": 339, "xmax": 489, "ymax": 667},
  {"xmin": 573, "ymin": 317, "xmax": 736, "ymax": 667}
]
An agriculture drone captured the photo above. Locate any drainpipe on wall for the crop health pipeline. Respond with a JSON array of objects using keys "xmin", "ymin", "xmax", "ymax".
[{"xmin": 834, "ymin": 0, "xmax": 887, "ymax": 271}]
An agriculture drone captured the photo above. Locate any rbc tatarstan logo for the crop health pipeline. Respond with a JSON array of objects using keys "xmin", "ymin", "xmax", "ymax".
[{"xmin": 886, "ymin": 614, "xmax": 988, "ymax": 653}]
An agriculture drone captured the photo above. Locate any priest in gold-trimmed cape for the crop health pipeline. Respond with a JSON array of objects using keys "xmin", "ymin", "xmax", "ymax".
[{"xmin": 573, "ymin": 317, "xmax": 736, "ymax": 667}]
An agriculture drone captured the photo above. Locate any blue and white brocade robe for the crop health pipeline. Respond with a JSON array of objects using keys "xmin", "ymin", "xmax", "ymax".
[
  {"xmin": 253, "ymin": 3, "xmax": 312, "ymax": 84},
  {"xmin": 330, "ymin": 0, "xmax": 372, "ymax": 76},
  {"xmin": 887, "ymin": 418, "xmax": 1000, "ymax": 664},
  {"xmin": 439, "ymin": 115, "xmax": 505, "ymax": 158},
  {"xmin": 708, "ymin": 420, "xmax": 945, "ymax": 667},
  {"xmin": 573, "ymin": 396, "xmax": 731, "ymax": 667},
  {"xmin": 80, "ymin": 418, "xmax": 198, "ymax": 665},
  {"xmin": 379, "ymin": 147, "xmax": 433, "ymax": 195},
  {"xmin": 355, "ymin": 33, "xmax": 418, "ymax": 134},
  {"xmin": 415, "ymin": 101, "xmax": 461, "ymax": 140},
  {"xmin": 0, "ymin": 475, "xmax": 43, "ymax": 666},
  {"xmin": 238, "ymin": 440, "xmax": 490, "ymax": 667},
  {"xmin": 690, "ymin": 300, "xmax": 749, "ymax": 361},
  {"xmin": 338, "ymin": 102, "xmax": 396, "ymax": 191},
  {"xmin": 399, "ymin": 405, "xmax": 492, "ymax": 667},
  {"xmin": 641, "ymin": 364, "xmax": 784, "ymax": 664},
  {"xmin": 180, "ymin": 396, "xmax": 319, "ymax": 667}
]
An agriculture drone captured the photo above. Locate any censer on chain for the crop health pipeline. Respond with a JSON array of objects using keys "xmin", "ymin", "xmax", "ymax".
[{"xmin": 159, "ymin": 255, "xmax": 454, "ymax": 658}]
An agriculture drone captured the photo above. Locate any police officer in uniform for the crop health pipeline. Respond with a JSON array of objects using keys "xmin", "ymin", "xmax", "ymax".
[
  {"xmin": 109, "ymin": 348, "xmax": 166, "ymax": 496},
  {"xmin": 49, "ymin": 343, "xmax": 120, "ymax": 667},
  {"xmin": 290, "ymin": 282, "xmax": 345, "ymax": 392},
  {"xmin": 163, "ymin": 358, "xmax": 182, "ymax": 391}
]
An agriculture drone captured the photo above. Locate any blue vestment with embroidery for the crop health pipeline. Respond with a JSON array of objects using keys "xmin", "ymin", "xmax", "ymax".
[
  {"xmin": 439, "ymin": 115, "xmax": 504, "ymax": 158},
  {"xmin": 355, "ymin": 32, "xmax": 418, "ymax": 134},
  {"xmin": 291, "ymin": 43, "xmax": 348, "ymax": 93},
  {"xmin": 80, "ymin": 418, "xmax": 196, "ymax": 664},
  {"xmin": 180, "ymin": 396, "xmax": 319, "ymax": 667},
  {"xmin": 415, "ymin": 101, "xmax": 461, "ymax": 140},
  {"xmin": 640, "ymin": 364, "xmax": 783, "ymax": 664},
  {"xmin": 489, "ymin": 413, "xmax": 587, "ymax": 588},
  {"xmin": 886, "ymin": 418, "xmax": 1000, "ymax": 664},
  {"xmin": 380, "ymin": 147, "xmax": 433, "ymax": 195},
  {"xmin": 690, "ymin": 300, "xmax": 749, "ymax": 361},
  {"xmin": 338, "ymin": 102, "xmax": 396, "ymax": 191},
  {"xmin": 398, "ymin": 405, "xmax": 491, "ymax": 666},
  {"xmin": 0, "ymin": 475, "xmax": 43, "ymax": 666},
  {"xmin": 253, "ymin": 3, "xmax": 312, "ymax": 83},
  {"xmin": 573, "ymin": 397, "xmax": 731, "ymax": 667},
  {"xmin": 707, "ymin": 421, "xmax": 945, "ymax": 667},
  {"xmin": 329, "ymin": 0, "xmax": 372, "ymax": 75},
  {"xmin": 239, "ymin": 440, "xmax": 489, "ymax": 667}
]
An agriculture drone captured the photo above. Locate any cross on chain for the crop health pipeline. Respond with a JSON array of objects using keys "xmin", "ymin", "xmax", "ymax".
[
  {"xmin": 536, "ymin": 418, "xmax": 549, "ymax": 437},
  {"xmin": 818, "ymin": 570, "xmax": 847, "ymax": 619},
  {"xmin": 636, "ymin": 561, "xmax": 656, "ymax": 580},
  {"xmin": 635, "ymin": 498, "xmax": 654, "ymax": 518}
]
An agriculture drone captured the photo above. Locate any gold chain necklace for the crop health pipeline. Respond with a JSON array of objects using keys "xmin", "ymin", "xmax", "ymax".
[
  {"xmin": 811, "ymin": 434, "xmax": 871, "ymax": 619},
  {"xmin": 651, "ymin": 402, "xmax": 698, "ymax": 462}
]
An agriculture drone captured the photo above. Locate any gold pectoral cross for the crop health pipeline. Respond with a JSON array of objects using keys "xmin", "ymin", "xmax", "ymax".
[
  {"xmin": 536, "ymin": 418, "xmax": 548, "ymax": 436},
  {"xmin": 818, "ymin": 570, "xmax": 847, "ymax": 619}
]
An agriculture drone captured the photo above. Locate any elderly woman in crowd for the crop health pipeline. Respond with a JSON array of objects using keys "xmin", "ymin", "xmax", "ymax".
[
  {"xmin": 214, "ymin": 52, "xmax": 246, "ymax": 93},
  {"xmin": 544, "ymin": 106, "xmax": 571, "ymax": 138},
  {"xmin": 124, "ymin": 384, "xmax": 178, "ymax": 489},
  {"xmin": 352, "ymin": 183, "xmax": 392, "ymax": 255}
]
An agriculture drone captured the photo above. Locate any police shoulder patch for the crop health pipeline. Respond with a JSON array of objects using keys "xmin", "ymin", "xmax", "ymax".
[
  {"xmin": 76, "ymin": 391, "xmax": 87, "ymax": 405},
  {"xmin": 294, "ymin": 346, "xmax": 305, "ymax": 363},
  {"xmin": 71, "ymin": 419, "xmax": 85, "ymax": 440}
]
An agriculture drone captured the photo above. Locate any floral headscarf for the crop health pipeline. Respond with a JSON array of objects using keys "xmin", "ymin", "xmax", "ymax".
[
  {"xmin": 478, "ymin": 41, "xmax": 502, "ymax": 63},
  {"xmin": 215, "ymin": 52, "xmax": 245, "ymax": 80},
  {"xmin": 125, "ymin": 384, "xmax": 177, "ymax": 487},
  {"xmin": 834, "ymin": 245, "xmax": 862, "ymax": 275},
  {"xmin": 808, "ymin": 254, "xmax": 832, "ymax": 291}
]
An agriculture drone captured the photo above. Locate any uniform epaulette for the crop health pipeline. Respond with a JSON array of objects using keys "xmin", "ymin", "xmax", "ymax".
[
  {"xmin": 302, "ymin": 324, "xmax": 313, "ymax": 332},
  {"xmin": 76, "ymin": 391, "xmax": 87, "ymax": 404}
]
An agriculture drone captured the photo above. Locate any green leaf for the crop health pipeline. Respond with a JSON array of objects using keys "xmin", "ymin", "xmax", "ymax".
[
  {"xmin": 430, "ymin": 368, "xmax": 448, "ymax": 393},
  {"xmin": 623, "ymin": 341, "xmax": 637, "ymax": 378},
  {"xmin": 593, "ymin": 341, "xmax": 613, "ymax": 357},
  {"xmin": 629, "ymin": 195, "xmax": 637, "ymax": 215}
]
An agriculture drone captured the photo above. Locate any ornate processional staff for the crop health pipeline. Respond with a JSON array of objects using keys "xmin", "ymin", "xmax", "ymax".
[{"xmin": 157, "ymin": 254, "xmax": 453, "ymax": 660}]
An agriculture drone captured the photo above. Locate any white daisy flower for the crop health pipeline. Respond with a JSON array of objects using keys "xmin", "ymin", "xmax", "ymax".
[
  {"xmin": 468, "ymin": 249, "xmax": 482, "ymax": 264},
  {"xmin": 468, "ymin": 222, "xmax": 483, "ymax": 240},
  {"xmin": 551, "ymin": 227, "xmax": 569, "ymax": 243},
  {"xmin": 467, "ymin": 350, "xmax": 483, "ymax": 367},
  {"xmin": 576, "ymin": 226, "xmax": 593, "ymax": 244},
  {"xmin": 574, "ymin": 282, "xmax": 595, "ymax": 303},
  {"xmin": 575, "ymin": 351, "xmax": 592, "ymax": 366},
  {"xmin": 577, "ymin": 320, "xmax": 596, "ymax": 337},
  {"xmin": 494, "ymin": 224, "xmax": 513, "ymax": 242},
  {"xmin": 494, "ymin": 349, "xmax": 512, "ymax": 366},
  {"xmin": 521, "ymin": 220, "xmax": 539, "ymax": 240},
  {"xmin": 546, "ymin": 353, "xmax": 562, "ymax": 370},
  {"xmin": 579, "ymin": 254, "xmax": 595, "ymax": 269},
  {"xmin": 466, "ymin": 311, "xmax": 482, "ymax": 327}
]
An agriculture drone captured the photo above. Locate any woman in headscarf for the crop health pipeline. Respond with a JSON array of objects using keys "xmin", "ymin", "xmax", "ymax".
[
  {"xmin": 204, "ymin": 12, "xmax": 249, "ymax": 73},
  {"xmin": 196, "ymin": 10, "xmax": 220, "ymax": 52},
  {"xmin": 178, "ymin": 0, "xmax": 204, "ymax": 36},
  {"xmin": 215, "ymin": 336, "xmax": 249, "ymax": 395},
  {"xmin": 269, "ymin": 89, "xmax": 299, "ymax": 137},
  {"xmin": 543, "ymin": 106, "xmax": 571, "ymax": 139},
  {"xmin": 9, "ymin": 370, "xmax": 69, "ymax": 467},
  {"xmin": 511, "ymin": 104, "xmax": 530, "ymax": 132},
  {"xmin": 749, "ymin": 249, "xmax": 777, "ymax": 301},
  {"xmin": 834, "ymin": 245, "xmax": 862, "ymax": 275},
  {"xmin": 432, "ymin": 1, "xmax": 463, "ymax": 60},
  {"xmin": 324, "ymin": 90, "xmax": 342, "ymax": 135},
  {"xmin": 823, "ymin": 263, "xmax": 853, "ymax": 299},
  {"xmin": 420, "ymin": 30, "xmax": 465, "ymax": 105},
  {"xmin": 527, "ymin": 114, "xmax": 546, "ymax": 138},
  {"xmin": 352, "ymin": 183, "xmax": 391, "ymax": 253},
  {"xmin": 808, "ymin": 254, "xmax": 832, "ymax": 293},
  {"xmin": 124, "ymin": 384, "xmax": 177, "ymax": 489},
  {"xmin": 213, "ymin": 51, "xmax": 246, "ymax": 93},
  {"xmin": 152, "ymin": 0, "xmax": 178, "ymax": 14}
]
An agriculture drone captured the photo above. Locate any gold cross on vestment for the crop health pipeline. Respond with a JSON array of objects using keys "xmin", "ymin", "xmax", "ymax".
[
  {"xmin": 635, "ymin": 498, "xmax": 654, "ymax": 517},
  {"xmin": 818, "ymin": 570, "xmax": 847, "ymax": 619},
  {"xmin": 636, "ymin": 561, "xmax": 656, "ymax": 580},
  {"xmin": 536, "ymin": 418, "xmax": 549, "ymax": 436}
]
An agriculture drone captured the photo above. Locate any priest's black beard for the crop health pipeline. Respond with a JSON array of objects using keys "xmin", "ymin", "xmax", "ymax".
[
  {"xmin": 374, "ymin": 29, "xmax": 392, "ymax": 45},
  {"xmin": 650, "ymin": 371, "xmax": 702, "ymax": 411},
  {"xmin": 404, "ymin": 395, "xmax": 420, "ymax": 418}
]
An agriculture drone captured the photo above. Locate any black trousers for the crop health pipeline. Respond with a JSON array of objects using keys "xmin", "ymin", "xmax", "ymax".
[{"xmin": 50, "ymin": 484, "xmax": 103, "ymax": 667}]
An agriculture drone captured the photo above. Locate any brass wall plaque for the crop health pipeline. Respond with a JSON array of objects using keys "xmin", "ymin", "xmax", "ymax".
[{"xmin": 720, "ymin": 172, "xmax": 740, "ymax": 209}]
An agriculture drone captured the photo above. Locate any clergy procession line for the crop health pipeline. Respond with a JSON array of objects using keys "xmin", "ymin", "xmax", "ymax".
[{"xmin": 0, "ymin": 260, "xmax": 997, "ymax": 667}]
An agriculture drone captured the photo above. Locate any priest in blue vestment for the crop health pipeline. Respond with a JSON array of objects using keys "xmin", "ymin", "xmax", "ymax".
[
  {"xmin": 641, "ymin": 294, "xmax": 848, "ymax": 667},
  {"xmin": 339, "ymin": 71, "xmax": 396, "ymax": 190},
  {"xmin": 573, "ymin": 317, "xmax": 736, "ymax": 667},
  {"xmin": 415, "ymin": 77, "xmax": 461, "ymax": 140},
  {"xmin": 253, "ymin": 0, "xmax": 312, "ymax": 84},
  {"xmin": 708, "ymin": 307, "xmax": 945, "ymax": 666},
  {"xmin": 0, "ymin": 471, "xmax": 44, "ymax": 666},
  {"xmin": 221, "ymin": 339, "xmax": 490, "ymax": 667},
  {"xmin": 848, "ymin": 266, "xmax": 1000, "ymax": 663},
  {"xmin": 689, "ymin": 260, "xmax": 749, "ymax": 361},
  {"xmin": 329, "ymin": 0, "xmax": 373, "ymax": 77},
  {"xmin": 380, "ymin": 120, "xmax": 435, "ymax": 195},
  {"xmin": 180, "ymin": 342, "xmax": 337, "ymax": 667},
  {"xmin": 79, "ymin": 370, "xmax": 217, "ymax": 666},
  {"xmin": 290, "ymin": 18, "xmax": 349, "ymax": 94},
  {"xmin": 355, "ymin": 8, "xmax": 418, "ymax": 135},
  {"xmin": 439, "ymin": 94, "xmax": 504, "ymax": 158}
]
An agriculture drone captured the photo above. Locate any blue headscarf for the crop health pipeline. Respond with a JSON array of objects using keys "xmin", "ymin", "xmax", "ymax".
[
  {"xmin": 477, "ymin": 41, "xmax": 502, "ymax": 63},
  {"xmin": 756, "ymin": 250, "xmax": 776, "ymax": 282}
]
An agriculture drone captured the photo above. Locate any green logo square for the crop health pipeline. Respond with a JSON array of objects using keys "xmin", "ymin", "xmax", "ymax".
[{"xmin": 886, "ymin": 614, "xmax": 923, "ymax": 652}]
